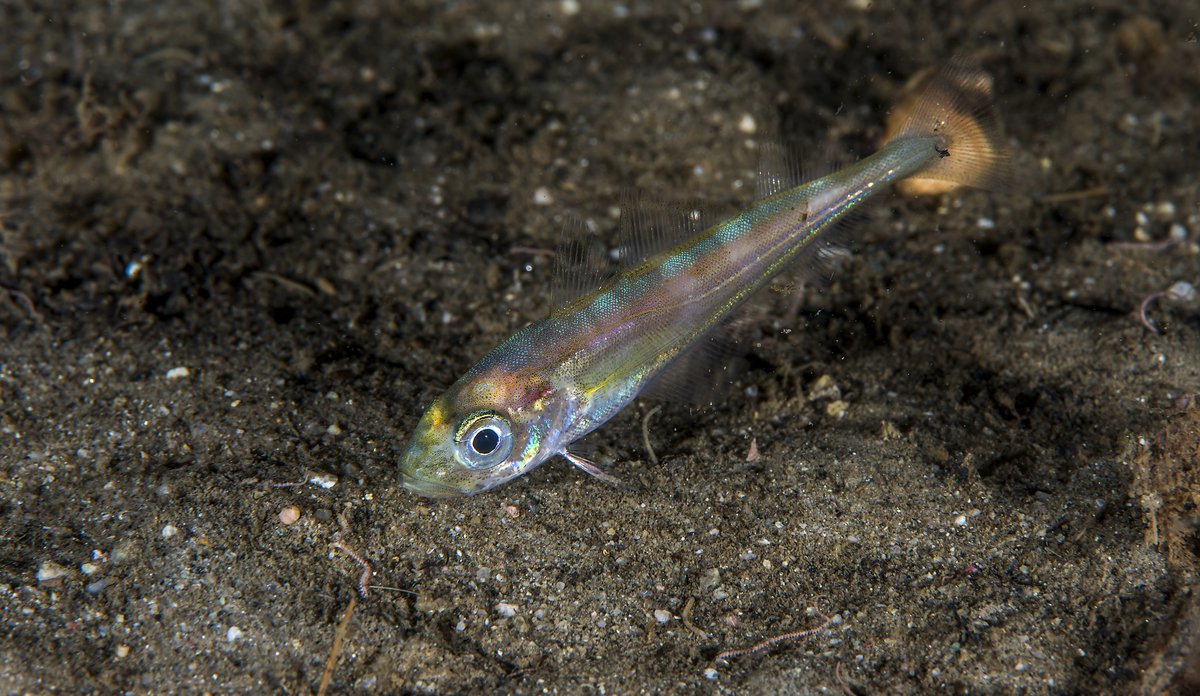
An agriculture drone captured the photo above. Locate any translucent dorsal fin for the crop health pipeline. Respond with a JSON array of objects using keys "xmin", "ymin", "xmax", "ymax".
[
  {"xmin": 547, "ymin": 217, "xmax": 611, "ymax": 310},
  {"xmin": 755, "ymin": 141, "xmax": 804, "ymax": 199},
  {"xmin": 616, "ymin": 189, "xmax": 705, "ymax": 268},
  {"xmin": 546, "ymin": 193, "xmax": 714, "ymax": 314}
]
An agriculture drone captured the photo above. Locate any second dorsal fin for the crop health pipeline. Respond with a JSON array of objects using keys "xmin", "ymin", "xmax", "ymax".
[
  {"xmin": 755, "ymin": 141, "xmax": 805, "ymax": 199},
  {"xmin": 547, "ymin": 217, "xmax": 610, "ymax": 311},
  {"xmin": 614, "ymin": 189, "xmax": 707, "ymax": 268}
]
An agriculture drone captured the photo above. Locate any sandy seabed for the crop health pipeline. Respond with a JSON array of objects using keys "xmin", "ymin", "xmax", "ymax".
[{"xmin": 2, "ymin": 1, "xmax": 1199, "ymax": 693}]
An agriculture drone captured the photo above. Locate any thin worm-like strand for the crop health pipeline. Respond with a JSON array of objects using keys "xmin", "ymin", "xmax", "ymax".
[
  {"xmin": 715, "ymin": 612, "xmax": 835, "ymax": 662},
  {"xmin": 642, "ymin": 404, "xmax": 663, "ymax": 465},
  {"xmin": 317, "ymin": 595, "xmax": 357, "ymax": 696},
  {"xmin": 332, "ymin": 539, "xmax": 373, "ymax": 599}
]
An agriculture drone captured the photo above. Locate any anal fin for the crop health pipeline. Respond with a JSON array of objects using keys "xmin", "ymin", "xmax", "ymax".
[{"xmin": 641, "ymin": 329, "xmax": 747, "ymax": 406}]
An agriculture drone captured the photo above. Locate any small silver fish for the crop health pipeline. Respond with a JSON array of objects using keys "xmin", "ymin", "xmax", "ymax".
[{"xmin": 401, "ymin": 60, "xmax": 1008, "ymax": 497}]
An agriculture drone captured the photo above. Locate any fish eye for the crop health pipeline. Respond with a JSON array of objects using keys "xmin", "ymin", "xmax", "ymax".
[
  {"xmin": 472, "ymin": 427, "xmax": 500, "ymax": 455},
  {"xmin": 454, "ymin": 413, "xmax": 513, "ymax": 469}
]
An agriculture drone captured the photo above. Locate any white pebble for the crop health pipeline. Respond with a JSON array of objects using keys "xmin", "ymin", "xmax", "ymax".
[
  {"xmin": 226, "ymin": 626, "xmax": 243, "ymax": 642},
  {"xmin": 954, "ymin": 515, "xmax": 968, "ymax": 527},
  {"xmin": 115, "ymin": 644, "xmax": 131, "ymax": 658},
  {"xmin": 977, "ymin": 217, "xmax": 996, "ymax": 230},
  {"xmin": 165, "ymin": 366, "xmax": 191, "ymax": 381},
  {"xmin": 654, "ymin": 609, "xmax": 673, "ymax": 624},
  {"xmin": 309, "ymin": 472, "xmax": 338, "ymax": 489},
  {"xmin": 36, "ymin": 560, "xmax": 70, "ymax": 583},
  {"xmin": 703, "ymin": 667, "xmax": 719, "ymax": 680},
  {"xmin": 560, "ymin": 0, "xmax": 580, "ymax": 15},
  {"xmin": 1167, "ymin": 281, "xmax": 1196, "ymax": 303},
  {"xmin": 496, "ymin": 602, "xmax": 518, "ymax": 618},
  {"xmin": 533, "ymin": 187, "xmax": 554, "ymax": 206},
  {"xmin": 161, "ymin": 524, "xmax": 179, "ymax": 539},
  {"xmin": 737, "ymin": 113, "xmax": 757, "ymax": 135}
]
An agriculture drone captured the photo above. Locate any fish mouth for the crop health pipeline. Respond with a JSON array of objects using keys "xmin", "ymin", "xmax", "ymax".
[
  {"xmin": 399, "ymin": 435, "xmax": 468, "ymax": 498},
  {"xmin": 400, "ymin": 470, "xmax": 465, "ymax": 498}
]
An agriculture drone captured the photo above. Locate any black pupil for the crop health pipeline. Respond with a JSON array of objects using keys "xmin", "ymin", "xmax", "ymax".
[{"xmin": 471, "ymin": 427, "xmax": 500, "ymax": 455}]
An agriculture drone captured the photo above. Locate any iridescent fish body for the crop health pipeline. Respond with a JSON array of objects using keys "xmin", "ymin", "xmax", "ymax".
[{"xmin": 400, "ymin": 62, "xmax": 1007, "ymax": 497}]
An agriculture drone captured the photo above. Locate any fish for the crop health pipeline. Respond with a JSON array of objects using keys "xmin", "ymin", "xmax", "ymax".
[{"xmin": 399, "ymin": 60, "xmax": 1008, "ymax": 497}]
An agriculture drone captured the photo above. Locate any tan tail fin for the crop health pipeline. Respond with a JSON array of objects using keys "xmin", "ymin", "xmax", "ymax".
[{"xmin": 884, "ymin": 58, "xmax": 1010, "ymax": 195}]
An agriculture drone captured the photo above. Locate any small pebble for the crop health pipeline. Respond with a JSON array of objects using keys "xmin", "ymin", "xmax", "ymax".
[
  {"xmin": 315, "ymin": 277, "xmax": 337, "ymax": 295},
  {"xmin": 496, "ymin": 602, "xmax": 518, "ymax": 618},
  {"xmin": 309, "ymin": 472, "xmax": 338, "ymax": 489},
  {"xmin": 115, "ymin": 645, "xmax": 130, "ymax": 658},
  {"xmin": 808, "ymin": 374, "xmax": 840, "ymax": 400},
  {"xmin": 226, "ymin": 626, "xmax": 243, "ymax": 642},
  {"xmin": 533, "ymin": 186, "xmax": 554, "ymax": 206},
  {"xmin": 278, "ymin": 506, "xmax": 301, "ymax": 525},
  {"xmin": 737, "ymin": 113, "xmax": 757, "ymax": 135},
  {"xmin": 1167, "ymin": 281, "xmax": 1196, "ymax": 303},
  {"xmin": 165, "ymin": 366, "xmax": 191, "ymax": 380},
  {"xmin": 654, "ymin": 609, "xmax": 672, "ymax": 624},
  {"xmin": 954, "ymin": 515, "xmax": 968, "ymax": 527},
  {"xmin": 161, "ymin": 524, "xmax": 178, "ymax": 539},
  {"xmin": 36, "ymin": 560, "xmax": 70, "ymax": 584},
  {"xmin": 703, "ymin": 667, "xmax": 719, "ymax": 680}
]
